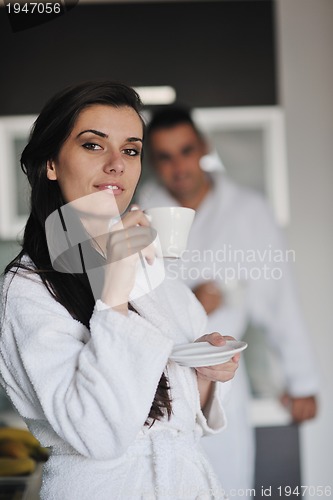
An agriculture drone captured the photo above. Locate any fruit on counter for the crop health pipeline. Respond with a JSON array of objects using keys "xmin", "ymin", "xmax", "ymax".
[
  {"xmin": 29, "ymin": 444, "xmax": 50, "ymax": 462},
  {"xmin": 0, "ymin": 457, "xmax": 36, "ymax": 477},
  {"xmin": 0, "ymin": 427, "xmax": 49, "ymax": 476},
  {"xmin": 0, "ymin": 438, "xmax": 30, "ymax": 459},
  {"xmin": 0, "ymin": 427, "xmax": 40, "ymax": 448}
]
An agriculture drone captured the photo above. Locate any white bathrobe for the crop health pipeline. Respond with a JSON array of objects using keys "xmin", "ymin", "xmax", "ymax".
[
  {"xmin": 138, "ymin": 173, "xmax": 319, "ymax": 497},
  {"xmin": 0, "ymin": 258, "xmax": 230, "ymax": 500}
]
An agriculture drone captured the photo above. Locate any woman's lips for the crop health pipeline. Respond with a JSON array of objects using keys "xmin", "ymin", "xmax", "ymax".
[{"xmin": 95, "ymin": 183, "xmax": 124, "ymax": 195}]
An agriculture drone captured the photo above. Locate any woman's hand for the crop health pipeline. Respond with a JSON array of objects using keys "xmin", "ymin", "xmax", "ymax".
[
  {"xmin": 195, "ymin": 332, "xmax": 240, "ymax": 382},
  {"xmin": 194, "ymin": 332, "xmax": 240, "ymax": 409},
  {"xmin": 101, "ymin": 206, "xmax": 156, "ymax": 313}
]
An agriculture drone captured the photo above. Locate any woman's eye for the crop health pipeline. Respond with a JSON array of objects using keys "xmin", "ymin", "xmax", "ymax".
[
  {"xmin": 123, "ymin": 148, "xmax": 141, "ymax": 157},
  {"xmin": 82, "ymin": 142, "xmax": 102, "ymax": 151}
]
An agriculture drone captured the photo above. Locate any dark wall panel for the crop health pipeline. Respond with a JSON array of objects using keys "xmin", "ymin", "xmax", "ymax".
[{"xmin": 0, "ymin": 1, "xmax": 276, "ymax": 114}]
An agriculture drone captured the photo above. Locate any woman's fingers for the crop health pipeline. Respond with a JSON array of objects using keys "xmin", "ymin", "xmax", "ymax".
[
  {"xmin": 111, "ymin": 207, "xmax": 151, "ymax": 231},
  {"xmin": 196, "ymin": 358, "xmax": 239, "ymax": 383},
  {"xmin": 195, "ymin": 332, "xmax": 240, "ymax": 382},
  {"xmin": 106, "ymin": 226, "xmax": 157, "ymax": 263},
  {"xmin": 107, "ymin": 208, "xmax": 157, "ymax": 265},
  {"xmin": 195, "ymin": 332, "xmax": 237, "ymax": 346},
  {"xmin": 195, "ymin": 332, "xmax": 226, "ymax": 346}
]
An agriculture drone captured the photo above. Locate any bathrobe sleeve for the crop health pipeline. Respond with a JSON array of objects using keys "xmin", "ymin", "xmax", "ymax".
[
  {"xmin": 0, "ymin": 271, "xmax": 173, "ymax": 460},
  {"xmin": 182, "ymin": 284, "xmax": 230, "ymax": 436}
]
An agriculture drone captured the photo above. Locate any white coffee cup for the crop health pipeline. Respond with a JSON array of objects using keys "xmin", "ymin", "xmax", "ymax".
[{"xmin": 144, "ymin": 207, "xmax": 195, "ymax": 258}]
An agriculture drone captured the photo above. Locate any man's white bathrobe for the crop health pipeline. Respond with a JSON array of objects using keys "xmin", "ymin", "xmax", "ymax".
[
  {"xmin": 138, "ymin": 173, "xmax": 319, "ymax": 496},
  {"xmin": 0, "ymin": 259, "xmax": 230, "ymax": 500}
]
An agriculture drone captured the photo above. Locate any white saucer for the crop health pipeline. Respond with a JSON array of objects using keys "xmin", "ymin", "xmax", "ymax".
[{"xmin": 169, "ymin": 340, "xmax": 248, "ymax": 367}]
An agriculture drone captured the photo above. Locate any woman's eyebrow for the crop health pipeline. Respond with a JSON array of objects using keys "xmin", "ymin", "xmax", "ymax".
[
  {"xmin": 76, "ymin": 131, "xmax": 143, "ymax": 143},
  {"xmin": 127, "ymin": 137, "xmax": 143, "ymax": 143},
  {"xmin": 77, "ymin": 129, "xmax": 108, "ymax": 138}
]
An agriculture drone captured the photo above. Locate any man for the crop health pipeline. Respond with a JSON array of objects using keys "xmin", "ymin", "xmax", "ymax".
[{"xmin": 138, "ymin": 107, "xmax": 318, "ymax": 497}]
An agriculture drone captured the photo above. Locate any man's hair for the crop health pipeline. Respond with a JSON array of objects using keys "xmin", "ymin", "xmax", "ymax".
[{"xmin": 146, "ymin": 106, "xmax": 202, "ymax": 141}]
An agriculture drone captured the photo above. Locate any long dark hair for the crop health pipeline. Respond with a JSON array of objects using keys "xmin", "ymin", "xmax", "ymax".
[{"xmin": 5, "ymin": 81, "xmax": 172, "ymax": 425}]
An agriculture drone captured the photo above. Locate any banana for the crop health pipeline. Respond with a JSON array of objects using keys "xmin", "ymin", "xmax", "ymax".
[
  {"xmin": 0, "ymin": 427, "xmax": 50, "ymax": 463},
  {"xmin": 0, "ymin": 427, "xmax": 40, "ymax": 448},
  {"xmin": 0, "ymin": 439, "xmax": 30, "ymax": 459},
  {"xmin": 30, "ymin": 445, "xmax": 50, "ymax": 462},
  {"xmin": 0, "ymin": 457, "xmax": 36, "ymax": 476}
]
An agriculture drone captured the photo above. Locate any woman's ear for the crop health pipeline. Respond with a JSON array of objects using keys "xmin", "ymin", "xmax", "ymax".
[{"xmin": 46, "ymin": 160, "xmax": 57, "ymax": 181}]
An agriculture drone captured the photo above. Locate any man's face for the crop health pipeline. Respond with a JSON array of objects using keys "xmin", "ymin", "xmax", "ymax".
[{"xmin": 148, "ymin": 123, "xmax": 208, "ymax": 201}]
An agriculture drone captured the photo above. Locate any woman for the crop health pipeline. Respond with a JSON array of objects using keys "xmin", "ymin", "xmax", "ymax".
[{"xmin": 0, "ymin": 82, "xmax": 239, "ymax": 499}]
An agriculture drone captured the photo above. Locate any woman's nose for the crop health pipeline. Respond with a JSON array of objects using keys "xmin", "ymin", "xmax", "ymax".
[{"xmin": 103, "ymin": 152, "xmax": 124, "ymax": 175}]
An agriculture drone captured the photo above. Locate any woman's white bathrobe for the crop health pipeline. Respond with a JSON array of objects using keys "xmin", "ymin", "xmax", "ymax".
[{"xmin": 0, "ymin": 261, "xmax": 229, "ymax": 500}]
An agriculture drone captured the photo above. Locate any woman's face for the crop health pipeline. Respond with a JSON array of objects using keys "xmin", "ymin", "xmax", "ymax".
[{"xmin": 47, "ymin": 104, "xmax": 143, "ymax": 217}]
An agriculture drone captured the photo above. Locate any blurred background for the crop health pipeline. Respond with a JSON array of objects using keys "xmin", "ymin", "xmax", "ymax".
[{"xmin": 0, "ymin": 0, "xmax": 332, "ymax": 497}]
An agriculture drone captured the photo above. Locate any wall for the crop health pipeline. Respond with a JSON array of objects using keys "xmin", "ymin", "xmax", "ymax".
[
  {"xmin": 0, "ymin": 241, "xmax": 20, "ymax": 274},
  {"xmin": 0, "ymin": 0, "xmax": 276, "ymax": 113},
  {"xmin": 276, "ymin": 0, "xmax": 333, "ymax": 490}
]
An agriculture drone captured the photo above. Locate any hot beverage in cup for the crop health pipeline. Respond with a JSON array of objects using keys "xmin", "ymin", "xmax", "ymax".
[{"xmin": 145, "ymin": 207, "xmax": 195, "ymax": 258}]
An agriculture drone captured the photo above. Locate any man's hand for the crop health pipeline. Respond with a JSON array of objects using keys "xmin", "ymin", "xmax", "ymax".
[
  {"xmin": 193, "ymin": 282, "xmax": 223, "ymax": 315},
  {"xmin": 281, "ymin": 394, "xmax": 317, "ymax": 423}
]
